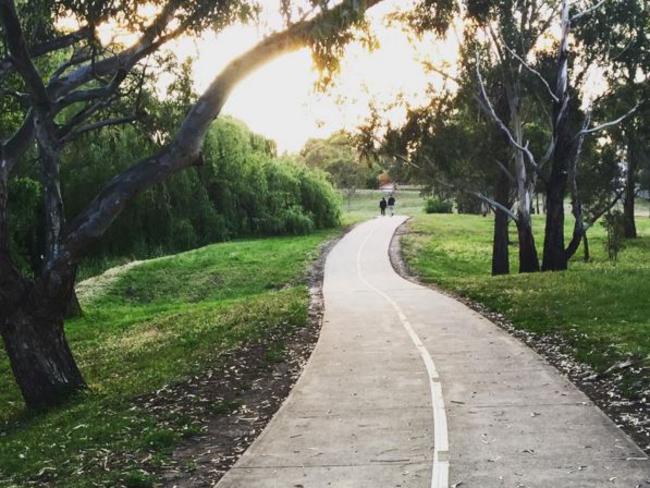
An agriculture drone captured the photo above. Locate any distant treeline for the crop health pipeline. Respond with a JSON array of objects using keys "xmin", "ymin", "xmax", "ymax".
[{"xmin": 9, "ymin": 117, "xmax": 340, "ymax": 274}]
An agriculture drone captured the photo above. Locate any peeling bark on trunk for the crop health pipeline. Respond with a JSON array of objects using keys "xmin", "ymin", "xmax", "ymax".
[
  {"xmin": 492, "ymin": 170, "xmax": 511, "ymax": 275},
  {"xmin": 516, "ymin": 218, "xmax": 540, "ymax": 273},
  {"xmin": 1, "ymin": 307, "xmax": 85, "ymax": 409},
  {"xmin": 542, "ymin": 0, "xmax": 571, "ymax": 272},
  {"xmin": 507, "ymin": 83, "xmax": 540, "ymax": 274}
]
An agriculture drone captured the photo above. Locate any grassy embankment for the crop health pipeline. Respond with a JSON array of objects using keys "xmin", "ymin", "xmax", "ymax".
[
  {"xmin": 401, "ymin": 212, "xmax": 650, "ymax": 391},
  {"xmin": 0, "ymin": 231, "xmax": 336, "ymax": 487}
]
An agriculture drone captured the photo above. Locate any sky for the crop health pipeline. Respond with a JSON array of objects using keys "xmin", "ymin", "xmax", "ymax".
[{"xmin": 165, "ymin": 1, "xmax": 461, "ymax": 153}]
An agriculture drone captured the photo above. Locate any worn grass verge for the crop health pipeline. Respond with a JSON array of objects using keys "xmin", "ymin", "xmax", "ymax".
[{"xmin": 0, "ymin": 231, "xmax": 336, "ymax": 487}]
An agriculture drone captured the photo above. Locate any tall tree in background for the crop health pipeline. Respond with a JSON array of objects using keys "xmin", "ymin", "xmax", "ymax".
[
  {"xmin": 370, "ymin": 0, "xmax": 641, "ymax": 274},
  {"xmin": 574, "ymin": 0, "xmax": 649, "ymax": 238},
  {"xmin": 368, "ymin": 84, "xmax": 515, "ymax": 275},
  {"xmin": 0, "ymin": 0, "xmax": 385, "ymax": 409},
  {"xmin": 474, "ymin": 0, "xmax": 640, "ymax": 271}
]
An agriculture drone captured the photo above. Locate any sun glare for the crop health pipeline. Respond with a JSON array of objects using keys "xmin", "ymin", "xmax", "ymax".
[
  {"xmin": 60, "ymin": 0, "xmax": 462, "ymax": 154},
  {"xmin": 174, "ymin": 0, "xmax": 460, "ymax": 153}
]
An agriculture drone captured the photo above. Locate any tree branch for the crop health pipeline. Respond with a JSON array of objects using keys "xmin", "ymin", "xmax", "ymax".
[
  {"xmin": 0, "ymin": 25, "xmax": 94, "ymax": 79},
  {"xmin": 475, "ymin": 52, "xmax": 540, "ymax": 175},
  {"xmin": 494, "ymin": 158, "xmax": 516, "ymax": 183},
  {"xmin": 391, "ymin": 152, "xmax": 517, "ymax": 221},
  {"xmin": 500, "ymin": 40, "xmax": 559, "ymax": 102},
  {"xmin": 571, "ymin": 0, "xmax": 607, "ymax": 22},
  {"xmin": 579, "ymin": 102, "xmax": 640, "ymax": 135},
  {"xmin": 61, "ymin": 116, "xmax": 136, "ymax": 144},
  {"xmin": 0, "ymin": 0, "xmax": 50, "ymax": 107},
  {"xmin": 56, "ymin": 68, "xmax": 128, "ymax": 107},
  {"xmin": 422, "ymin": 61, "xmax": 461, "ymax": 85},
  {"xmin": 52, "ymin": 0, "xmax": 385, "ymax": 270}
]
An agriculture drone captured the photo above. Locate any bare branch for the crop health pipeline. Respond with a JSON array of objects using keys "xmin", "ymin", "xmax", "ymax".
[
  {"xmin": 474, "ymin": 52, "xmax": 540, "ymax": 173},
  {"xmin": 540, "ymin": 138, "xmax": 555, "ymax": 167},
  {"xmin": 434, "ymin": 173, "xmax": 518, "ymax": 221},
  {"xmin": 52, "ymin": 0, "xmax": 385, "ymax": 270},
  {"xmin": 392, "ymin": 152, "xmax": 517, "ymax": 221},
  {"xmin": 50, "ymin": 52, "xmax": 93, "ymax": 82},
  {"xmin": 500, "ymin": 41, "xmax": 559, "ymax": 102},
  {"xmin": 579, "ymin": 102, "xmax": 640, "ymax": 135},
  {"xmin": 585, "ymin": 189, "xmax": 625, "ymax": 230},
  {"xmin": 56, "ymin": 69, "xmax": 128, "ymax": 107},
  {"xmin": 423, "ymin": 61, "xmax": 461, "ymax": 85},
  {"xmin": 0, "ymin": 25, "xmax": 94, "ymax": 79},
  {"xmin": 571, "ymin": 0, "xmax": 607, "ymax": 22},
  {"xmin": 494, "ymin": 159, "xmax": 516, "ymax": 183},
  {"xmin": 0, "ymin": 0, "xmax": 50, "ymax": 107},
  {"xmin": 57, "ymin": 97, "xmax": 115, "ymax": 139},
  {"xmin": 61, "ymin": 116, "xmax": 137, "ymax": 143}
]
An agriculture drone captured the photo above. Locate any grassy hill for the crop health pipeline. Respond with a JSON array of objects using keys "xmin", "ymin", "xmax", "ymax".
[
  {"xmin": 401, "ymin": 212, "xmax": 650, "ymax": 451},
  {"xmin": 0, "ymin": 231, "xmax": 336, "ymax": 487},
  {"xmin": 401, "ymin": 214, "xmax": 650, "ymax": 370}
]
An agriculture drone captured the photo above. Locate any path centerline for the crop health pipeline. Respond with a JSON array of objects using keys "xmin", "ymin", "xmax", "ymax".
[
  {"xmin": 356, "ymin": 225, "xmax": 449, "ymax": 488},
  {"xmin": 216, "ymin": 216, "xmax": 649, "ymax": 488}
]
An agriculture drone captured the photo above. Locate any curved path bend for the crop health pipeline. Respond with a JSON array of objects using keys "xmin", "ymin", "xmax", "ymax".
[{"xmin": 217, "ymin": 217, "xmax": 649, "ymax": 488}]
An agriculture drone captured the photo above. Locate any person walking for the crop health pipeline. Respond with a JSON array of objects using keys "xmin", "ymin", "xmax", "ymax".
[
  {"xmin": 379, "ymin": 197, "xmax": 387, "ymax": 216},
  {"xmin": 387, "ymin": 195, "xmax": 396, "ymax": 216}
]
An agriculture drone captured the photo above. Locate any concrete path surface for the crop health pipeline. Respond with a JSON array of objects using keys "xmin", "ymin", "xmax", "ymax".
[{"xmin": 217, "ymin": 217, "xmax": 649, "ymax": 488}]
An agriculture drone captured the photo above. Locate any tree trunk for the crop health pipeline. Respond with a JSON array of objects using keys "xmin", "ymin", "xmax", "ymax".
[
  {"xmin": 492, "ymin": 210, "xmax": 510, "ymax": 275},
  {"xmin": 492, "ymin": 171, "xmax": 511, "ymax": 276},
  {"xmin": 516, "ymin": 218, "xmax": 540, "ymax": 273},
  {"xmin": 542, "ymin": 179, "xmax": 568, "ymax": 271},
  {"xmin": 65, "ymin": 289, "xmax": 83, "ymax": 319},
  {"xmin": 506, "ymin": 87, "xmax": 540, "ymax": 274},
  {"xmin": 583, "ymin": 232, "xmax": 590, "ymax": 262},
  {"xmin": 542, "ymin": 0, "xmax": 572, "ymax": 272},
  {"xmin": 1, "ymin": 306, "xmax": 85, "ymax": 409},
  {"xmin": 623, "ymin": 141, "xmax": 637, "ymax": 238},
  {"xmin": 1, "ymin": 233, "xmax": 85, "ymax": 408}
]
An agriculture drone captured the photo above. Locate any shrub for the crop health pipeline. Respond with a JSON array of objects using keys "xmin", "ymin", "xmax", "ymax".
[
  {"xmin": 6, "ymin": 117, "xmax": 342, "ymax": 271},
  {"xmin": 601, "ymin": 210, "xmax": 626, "ymax": 262},
  {"xmin": 425, "ymin": 198, "xmax": 453, "ymax": 214}
]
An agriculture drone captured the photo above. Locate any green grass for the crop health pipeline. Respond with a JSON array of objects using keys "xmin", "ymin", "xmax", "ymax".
[
  {"xmin": 339, "ymin": 188, "xmax": 428, "ymax": 225},
  {"xmin": 0, "ymin": 231, "xmax": 336, "ymax": 487},
  {"xmin": 402, "ymin": 213, "xmax": 650, "ymax": 390}
]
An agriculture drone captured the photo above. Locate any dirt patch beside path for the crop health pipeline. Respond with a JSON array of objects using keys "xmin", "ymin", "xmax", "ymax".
[
  {"xmin": 133, "ymin": 234, "xmax": 343, "ymax": 488},
  {"xmin": 389, "ymin": 219, "xmax": 650, "ymax": 456}
]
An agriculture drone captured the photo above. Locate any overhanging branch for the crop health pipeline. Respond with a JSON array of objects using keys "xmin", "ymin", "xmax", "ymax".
[
  {"xmin": 579, "ymin": 102, "xmax": 640, "ymax": 136},
  {"xmin": 52, "ymin": 0, "xmax": 385, "ymax": 270},
  {"xmin": 475, "ymin": 52, "xmax": 541, "ymax": 177}
]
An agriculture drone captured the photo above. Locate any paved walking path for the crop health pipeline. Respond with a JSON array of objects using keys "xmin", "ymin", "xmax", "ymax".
[{"xmin": 217, "ymin": 217, "xmax": 649, "ymax": 487}]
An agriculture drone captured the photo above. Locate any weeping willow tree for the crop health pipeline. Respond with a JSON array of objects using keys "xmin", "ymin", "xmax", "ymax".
[{"xmin": 0, "ymin": 0, "xmax": 384, "ymax": 409}]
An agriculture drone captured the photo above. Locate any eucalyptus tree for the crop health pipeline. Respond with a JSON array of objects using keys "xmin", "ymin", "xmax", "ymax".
[
  {"xmin": 368, "ymin": 85, "xmax": 515, "ymax": 275},
  {"xmin": 573, "ymin": 0, "xmax": 649, "ymax": 238},
  {"xmin": 474, "ymin": 0, "xmax": 640, "ymax": 271},
  {"xmin": 0, "ymin": 0, "xmax": 385, "ymax": 409}
]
